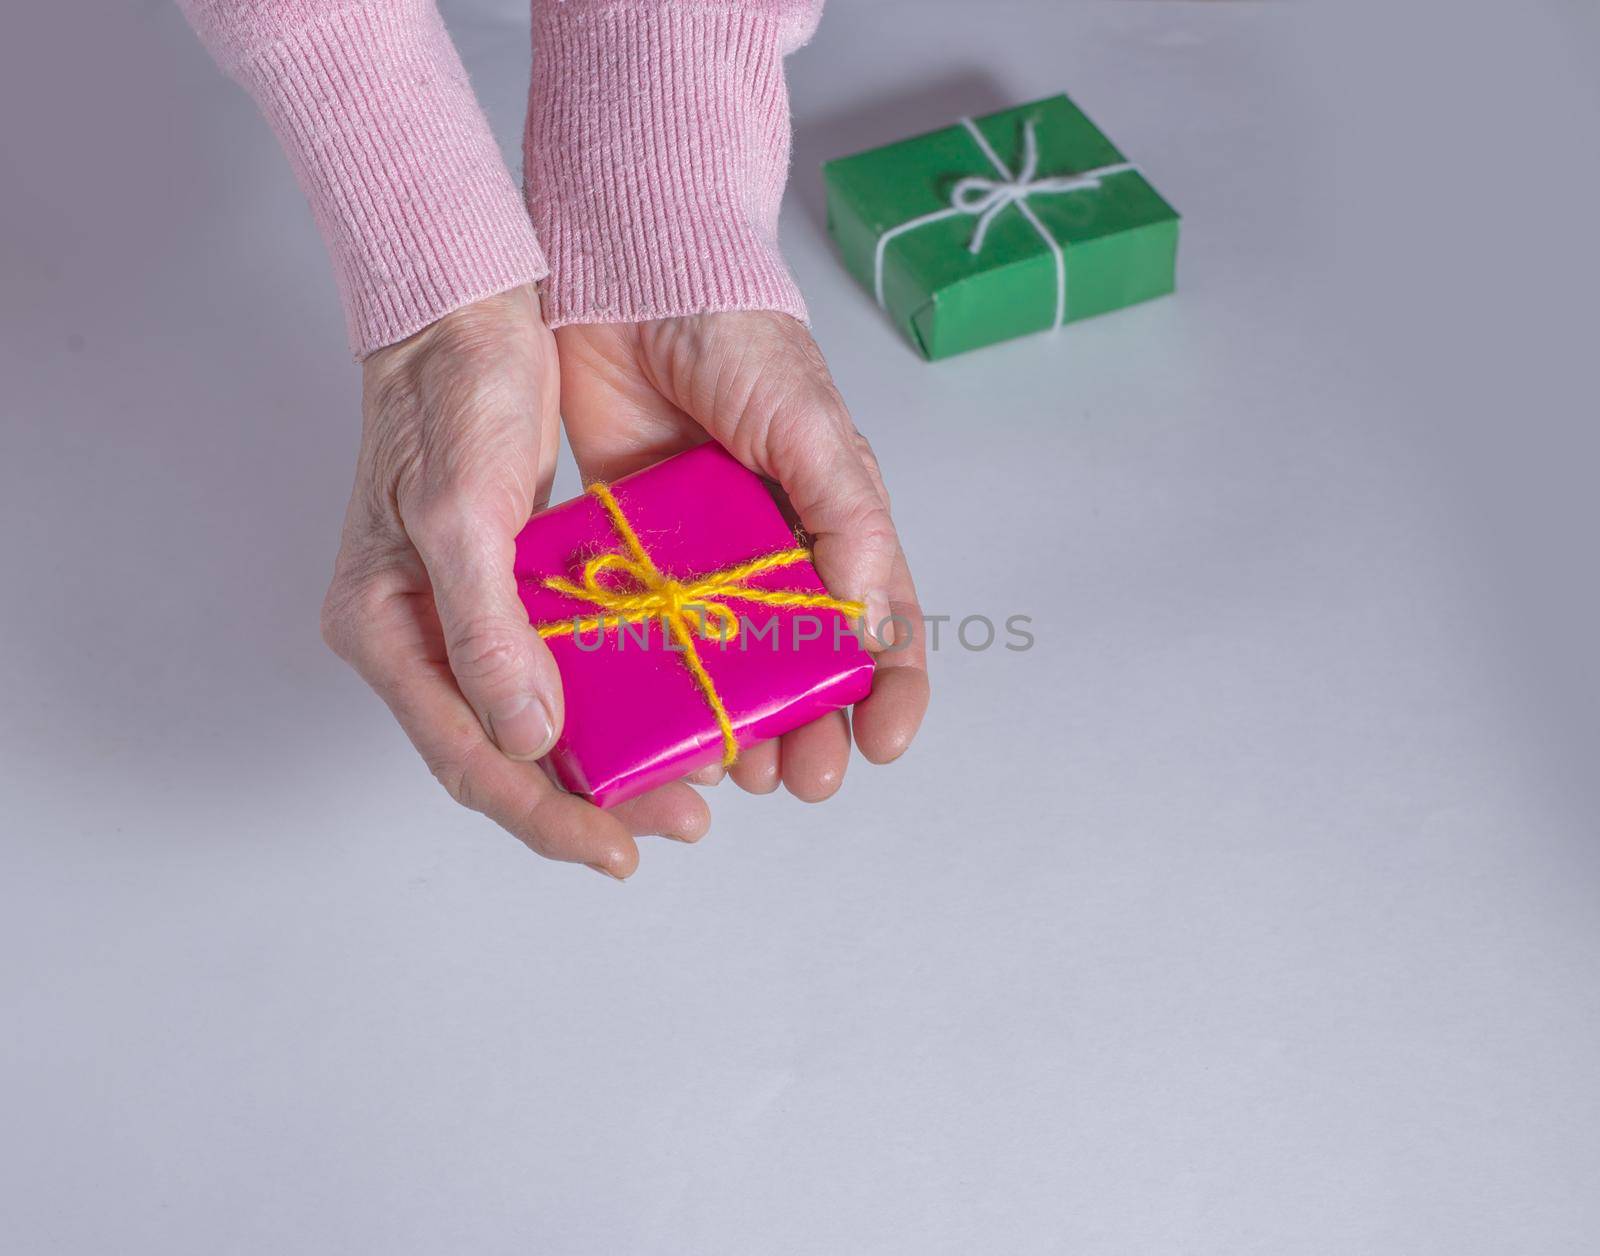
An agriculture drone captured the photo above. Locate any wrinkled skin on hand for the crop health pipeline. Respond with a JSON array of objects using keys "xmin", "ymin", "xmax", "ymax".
[
  {"xmin": 555, "ymin": 310, "xmax": 929, "ymax": 801},
  {"xmin": 320, "ymin": 292, "xmax": 928, "ymax": 878},
  {"xmin": 319, "ymin": 286, "xmax": 708, "ymax": 879}
]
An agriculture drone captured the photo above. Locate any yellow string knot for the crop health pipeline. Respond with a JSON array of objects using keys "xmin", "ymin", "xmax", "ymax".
[{"xmin": 533, "ymin": 481, "xmax": 864, "ymax": 767}]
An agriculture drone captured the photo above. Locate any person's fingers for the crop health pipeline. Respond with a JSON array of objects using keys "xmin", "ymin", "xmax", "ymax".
[
  {"xmin": 728, "ymin": 737, "xmax": 781, "ymax": 794},
  {"xmin": 610, "ymin": 781, "xmax": 712, "ymax": 843},
  {"xmin": 855, "ymin": 663, "xmax": 929, "ymax": 765},
  {"xmin": 765, "ymin": 406, "xmax": 901, "ymax": 648},
  {"xmin": 331, "ymin": 600, "xmax": 639, "ymax": 877},
  {"xmin": 465, "ymin": 746, "xmax": 640, "ymax": 878},
  {"xmin": 852, "ymin": 552, "xmax": 931, "ymax": 764},
  {"xmin": 641, "ymin": 316, "xmax": 901, "ymax": 645},
  {"xmin": 685, "ymin": 762, "xmax": 726, "ymax": 787},
  {"xmin": 779, "ymin": 710, "xmax": 852, "ymax": 803},
  {"xmin": 402, "ymin": 503, "xmax": 563, "ymax": 763}
]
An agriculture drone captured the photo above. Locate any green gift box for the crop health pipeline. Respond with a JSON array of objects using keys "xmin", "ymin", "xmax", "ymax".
[{"xmin": 822, "ymin": 93, "xmax": 1180, "ymax": 360}]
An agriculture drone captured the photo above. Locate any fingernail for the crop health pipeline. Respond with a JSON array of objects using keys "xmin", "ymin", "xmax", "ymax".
[
  {"xmin": 865, "ymin": 589, "xmax": 893, "ymax": 647},
  {"xmin": 586, "ymin": 862, "xmax": 625, "ymax": 880},
  {"xmin": 488, "ymin": 695, "xmax": 554, "ymax": 761},
  {"xmin": 687, "ymin": 763, "xmax": 724, "ymax": 786}
]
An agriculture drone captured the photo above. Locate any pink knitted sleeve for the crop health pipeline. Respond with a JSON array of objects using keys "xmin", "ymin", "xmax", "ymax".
[
  {"xmin": 177, "ymin": 0, "xmax": 549, "ymax": 358},
  {"xmin": 524, "ymin": 0, "xmax": 823, "ymax": 327},
  {"xmin": 180, "ymin": 0, "xmax": 823, "ymax": 353}
]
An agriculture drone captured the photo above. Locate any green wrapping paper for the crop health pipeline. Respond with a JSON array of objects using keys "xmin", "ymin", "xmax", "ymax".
[{"xmin": 823, "ymin": 94, "xmax": 1180, "ymax": 360}]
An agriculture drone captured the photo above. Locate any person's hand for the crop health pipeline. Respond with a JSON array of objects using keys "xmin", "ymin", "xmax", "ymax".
[
  {"xmin": 555, "ymin": 310, "xmax": 930, "ymax": 801},
  {"xmin": 319, "ymin": 286, "xmax": 708, "ymax": 878}
]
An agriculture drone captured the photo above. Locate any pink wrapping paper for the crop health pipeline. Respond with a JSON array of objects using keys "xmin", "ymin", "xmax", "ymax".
[{"xmin": 514, "ymin": 443, "xmax": 874, "ymax": 808}]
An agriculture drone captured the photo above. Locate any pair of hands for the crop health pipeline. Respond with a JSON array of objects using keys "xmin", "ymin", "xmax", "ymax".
[{"xmin": 319, "ymin": 288, "xmax": 928, "ymax": 877}]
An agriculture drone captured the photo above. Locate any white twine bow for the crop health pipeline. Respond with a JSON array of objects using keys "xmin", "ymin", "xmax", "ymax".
[{"xmin": 872, "ymin": 116, "xmax": 1137, "ymax": 332}]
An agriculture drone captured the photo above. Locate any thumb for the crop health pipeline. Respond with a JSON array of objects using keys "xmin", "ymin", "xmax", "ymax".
[
  {"xmin": 757, "ymin": 379, "xmax": 900, "ymax": 647},
  {"xmin": 650, "ymin": 314, "xmax": 901, "ymax": 645},
  {"xmin": 407, "ymin": 503, "xmax": 564, "ymax": 761}
]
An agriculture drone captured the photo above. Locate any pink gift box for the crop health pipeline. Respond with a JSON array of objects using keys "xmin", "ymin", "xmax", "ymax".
[{"xmin": 514, "ymin": 443, "xmax": 874, "ymax": 808}]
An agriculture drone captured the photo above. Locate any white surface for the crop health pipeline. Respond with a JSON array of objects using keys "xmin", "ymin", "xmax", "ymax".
[{"xmin": 4, "ymin": 3, "xmax": 1600, "ymax": 1252}]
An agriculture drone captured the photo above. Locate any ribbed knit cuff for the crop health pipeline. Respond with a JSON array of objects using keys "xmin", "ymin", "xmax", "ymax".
[
  {"xmin": 525, "ymin": 1, "xmax": 813, "ymax": 328},
  {"xmin": 182, "ymin": 1, "xmax": 548, "ymax": 358}
]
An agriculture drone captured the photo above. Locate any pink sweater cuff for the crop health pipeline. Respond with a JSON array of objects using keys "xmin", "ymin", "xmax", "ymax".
[
  {"xmin": 525, "ymin": 1, "xmax": 820, "ymax": 328},
  {"xmin": 179, "ymin": 1, "xmax": 548, "ymax": 358}
]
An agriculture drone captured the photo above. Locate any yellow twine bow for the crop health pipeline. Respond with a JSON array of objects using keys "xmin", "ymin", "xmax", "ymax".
[{"xmin": 534, "ymin": 482, "xmax": 864, "ymax": 767}]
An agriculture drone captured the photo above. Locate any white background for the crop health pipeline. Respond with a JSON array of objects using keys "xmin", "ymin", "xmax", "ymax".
[{"xmin": 4, "ymin": 2, "xmax": 1600, "ymax": 1252}]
